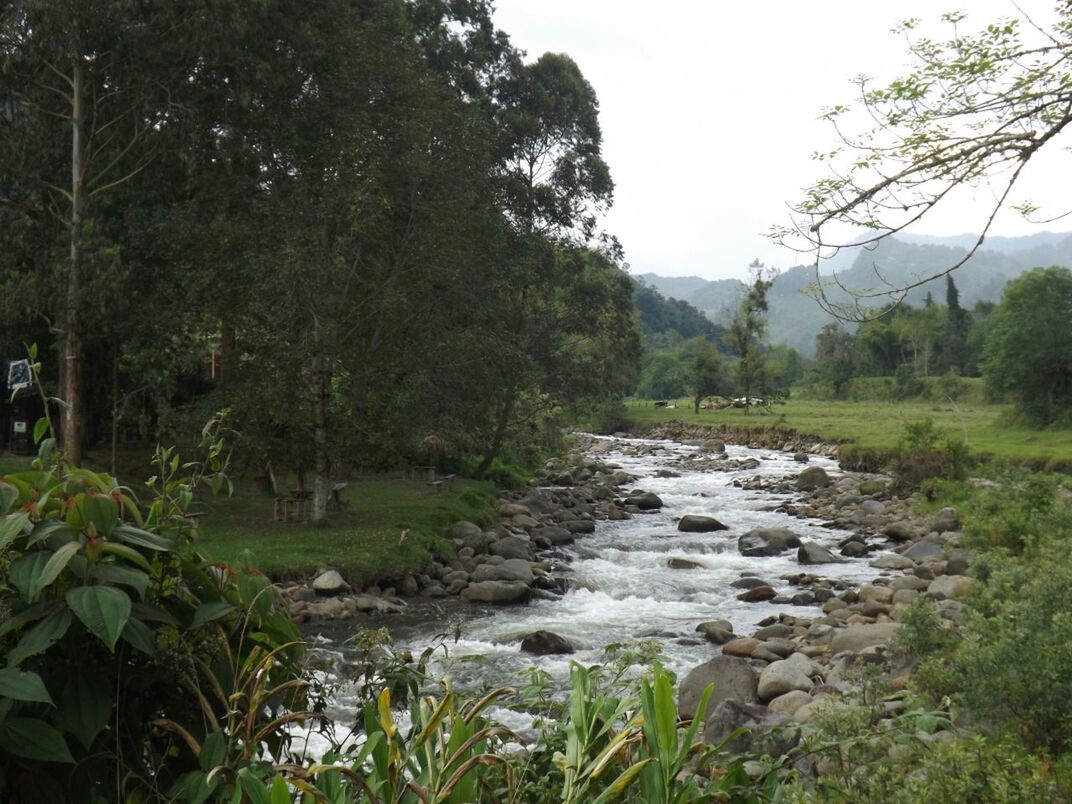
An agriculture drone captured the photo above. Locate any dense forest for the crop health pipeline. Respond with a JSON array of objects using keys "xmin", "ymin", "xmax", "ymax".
[{"xmin": 0, "ymin": 0, "xmax": 642, "ymax": 517}]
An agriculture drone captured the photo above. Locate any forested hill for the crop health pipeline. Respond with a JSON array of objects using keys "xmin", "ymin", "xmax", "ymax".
[
  {"xmin": 637, "ymin": 231, "xmax": 1072, "ymax": 355},
  {"xmin": 632, "ymin": 280, "xmax": 724, "ymax": 342}
]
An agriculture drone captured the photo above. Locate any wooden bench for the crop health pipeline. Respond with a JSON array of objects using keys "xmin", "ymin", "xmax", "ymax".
[{"xmin": 427, "ymin": 480, "xmax": 445, "ymax": 494}]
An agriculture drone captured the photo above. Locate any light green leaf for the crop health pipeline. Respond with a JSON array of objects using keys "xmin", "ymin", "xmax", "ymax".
[
  {"xmin": 99, "ymin": 542, "xmax": 152, "ymax": 571},
  {"xmin": 111, "ymin": 524, "xmax": 176, "ymax": 552},
  {"xmin": 237, "ymin": 767, "xmax": 272, "ymax": 804},
  {"xmin": 190, "ymin": 602, "xmax": 235, "ymax": 630},
  {"xmin": 9, "ymin": 552, "xmax": 48, "ymax": 600},
  {"xmin": 33, "ymin": 417, "xmax": 49, "ymax": 445},
  {"xmin": 0, "ymin": 482, "xmax": 18, "ymax": 516},
  {"xmin": 7, "ymin": 608, "xmax": 72, "ymax": 666},
  {"xmin": 0, "ymin": 668, "xmax": 53, "ymax": 704},
  {"xmin": 0, "ymin": 717, "xmax": 74, "ymax": 764},
  {"xmin": 31, "ymin": 540, "xmax": 81, "ymax": 600},
  {"xmin": 270, "ymin": 776, "xmax": 290, "ymax": 804},
  {"xmin": 0, "ymin": 511, "xmax": 31, "ymax": 549},
  {"xmin": 89, "ymin": 564, "xmax": 149, "ymax": 597},
  {"xmin": 66, "ymin": 586, "xmax": 131, "ymax": 652}
]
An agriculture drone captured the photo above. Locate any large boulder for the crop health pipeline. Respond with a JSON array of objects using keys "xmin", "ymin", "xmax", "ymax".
[
  {"xmin": 627, "ymin": 491, "xmax": 663, "ymax": 510},
  {"xmin": 489, "ymin": 536, "xmax": 533, "ymax": 561},
  {"xmin": 738, "ymin": 528, "xmax": 802, "ymax": 557},
  {"xmin": 932, "ymin": 507, "xmax": 961, "ymax": 533},
  {"xmin": 311, "ymin": 570, "xmax": 350, "ymax": 596},
  {"xmin": 758, "ymin": 653, "xmax": 816, "ymax": 701},
  {"xmin": 797, "ymin": 542, "xmax": 839, "ymax": 565},
  {"xmin": 903, "ymin": 540, "xmax": 944, "ymax": 562},
  {"xmin": 668, "ymin": 557, "xmax": 704, "ymax": 570},
  {"xmin": 737, "ymin": 585, "xmax": 776, "ymax": 602},
  {"xmin": 678, "ymin": 514, "xmax": 728, "ymax": 533},
  {"xmin": 565, "ymin": 520, "xmax": 596, "ymax": 535},
  {"xmin": 520, "ymin": 630, "xmax": 574, "ymax": 655},
  {"xmin": 531, "ymin": 526, "xmax": 575, "ymax": 547},
  {"xmin": 699, "ymin": 439, "xmax": 726, "ymax": 454},
  {"xmin": 450, "ymin": 521, "xmax": 488, "ymax": 550},
  {"xmin": 696, "ymin": 620, "xmax": 736, "ymax": 644},
  {"xmin": 830, "ymin": 622, "xmax": 900, "ymax": 655},
  {"xmin": 703, "ymin": 700, "xmax": 800, "ymax": 758},
  {"xmin": 461, "ymin": 581, "xmax": 531, "ymax": 604},
  {"xmin": 870, "ymin": 554, "xmax": 915, "ymax": 570},
  {"xmin": 797, "ymin": 466, "xmax": 832, "ymax": 491},
  {"xmin": 471, "ymin": 559, "xmax": 534, "ymax": 584},
  {"xmin": 926, "ymin": 574, "xmax": 973, "ymax": 601},
  {"xmin": 677, "ymin": 656, "xmax": 759, "ymax": 717}
]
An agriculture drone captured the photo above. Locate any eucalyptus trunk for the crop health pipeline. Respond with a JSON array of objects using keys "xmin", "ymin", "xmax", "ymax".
[{"xmin": 63, "ymin": 53, "xmax": 87, "ymax": 464}]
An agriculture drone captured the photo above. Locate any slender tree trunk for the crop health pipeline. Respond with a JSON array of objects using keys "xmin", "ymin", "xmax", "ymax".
[
  {"xmin": 110, "ymin": 352, "xmax": 119, "ymax": 477},
  {"xmin": 64, "ymin": 54, "xmax": 86, "ymax": 465},
  {"xmin": 311, "ymin": 327, "xmax": 329, "ymax": 523},
  {"xmin": 219, "ymin": 320, "xmax": 236, "ymax": 384},
  {"xmin": 476, "ymin": 388, "xmax": 516, "ymax": 475}
]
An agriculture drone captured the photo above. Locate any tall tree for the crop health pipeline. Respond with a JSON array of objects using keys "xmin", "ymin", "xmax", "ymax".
[
  {"xmin": 680, "ymin": 336, "xmax": 724, "ymax": 413},
  {"xmin": 726, "ymin": 261, "xmax": 774, "ymax": 415}
]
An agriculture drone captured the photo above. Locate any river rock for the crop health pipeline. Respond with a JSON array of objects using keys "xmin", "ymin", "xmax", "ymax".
[
  {"xmin": 677, "ymin": 514, "xmax": 728, "ymax": 533},
  {"xmin": 451, "ymin": 521, "xmax": 486, "ymax": 550},
  {"xmin": 758, "ymin": 652, "xmax": 816, "ymax": 701},
  {"xmin": 531, "ymin": 526, "xmax": 574, "ymax": 546},
  {"xmin": 857, "ymin": 584, "xmax": 893, "ymax": 604},
  {"xmin": 903, "ymin": 540, "xmax": 944, "ymax": 562},
  {"xmin": 678, "ymin": 656, "xmax": 758, "ymax": 717},
  {"xmin": 945, "ymin": 549, "xmax": 973, "ymax": 575},
  {"xmin": 499, "ymin": 503, "xmax": 531, "ymax": 517},
  {"xmin": 699, "ymin": 439, "xmax": 726, "ymax": 453},
  {"xmin": 696, "ymin": 621, "xmax": 735, "ymax": 643},
  {"xmin": 489, "ymin": 536, "xmax": 533, "ymax": 561},
  {"xmin": 926, "ymin": 574, "xmax": 973, "ymax": 600},
  {"xmin": 767, "ymin": 689, "xmax": 812, "ymax": 717},
  {"xmin": 797, "ymin": 542, "xmax": 839, "ymax": 564},
  {"xmin": 520, "ymin": 630, "xmax": 574, "ymax": 655},
  {"xmin": 627, "ymin": 491, "xmax": 663, "ymax": 510},
  {"xmin": 730, "ymin": 576, "xmax": 770, "ymax": 589},
  {"xmin": 668, "ymin": 557, "xmax": 704, "ymax": 570},
  {"xmin": 830, "ymin": 622, "xmax": 899, "ymax": 655},
  {"xmin": 754, "ymin": 623, "xmax": 791, "ymax": 639},
  {"xmin": 882, "ymin": 522, "xmax": 917, "ymax": 542},
  {"xmin": 461, "ymin": 581, "xmax": 531, "ymax": 604},
  {"xmin": 737, "ymin": 585, "xmax": 776, "ymax": 602},
  {"xmin": 517, "ymin": 493, "xmax": 555, "ymax": 514},
  {"xmin": 932, "ymin": 507, "xmax": 960, "ymax": 533},
  {"xmin": 565, "ymin": 519, "xmax": 596, "ymax": 534},
  {"xmin": 738, "ymin": 528, "xmax": 802, "ymax": 557},
  {"xmin": 471, "ymin": 559, "xmax": 534, "ymax": 584},
  {"xmin": 312, "ymin": 570, "xmax": 350, "ymax": 596},
  {"xmin": 704, "ymin": 700, "xmax": 800, "ymax": 757},
  {"xmin": 840, "ymin": 540, "xmax": 869, "ymax": 557},
  {"xmin": 797, "ymin": 466, "xmax": 832, "ymax": 491},
  {"xmin": 722, "ymin": 637, "xmax": 761, "ymax": 657},
  {"xmin": 870, "ymin": 554, "xmax": 915, "ymax": 570}
]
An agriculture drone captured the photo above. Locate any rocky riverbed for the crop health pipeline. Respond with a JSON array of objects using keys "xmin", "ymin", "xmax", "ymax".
[{"xmin": 282, "ymin": 427, "xmax": 973, "ymax": 762}]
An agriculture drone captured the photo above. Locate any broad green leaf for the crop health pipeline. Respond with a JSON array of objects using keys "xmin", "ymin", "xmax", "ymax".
[
  {"xmin": 131, "ymin": 601, "xmax": 180, "ymax": 626},
  {"xmin": 237, "ymin": 767, "xmax": 272, "ymax": 804},
  {"xmin": 9, "ymin": 552, "xmax": 49, "ymax": 600},
  {"xmin": 99, "ymin": 542, "xmax": 152, "ymax": 571},
  {"xmin": 200, "ymin": 730, "xmax": 227, "ymax": 772},
  {"xmin": 0, "ymin": 482, "xmax": 18, "ymax": 515},
  {"xmin": 25, "ymin": 519, "xmax": 78, "ymax": 548},
  {"xmin": 89, "ymin": 564, "xmax": 149, "ymax": 597},
  {"xmin": 38, "ymin": 437, "xmax": 57, "ymax": 463},
  {"xmin": 32, "ymin": 417, "xmax": 49, "ymax": 445},
  {"xmin": 0, "ymin": 668, "xmax": 53, "ymax": 704},
  {"xmin": 190, "ymin": 602, "xmax": 236, "ymax": 630},
  {"xmin": 7, "ymin": 608, "xmax": 72, "ymax": 666},
  {"xmin": 120, "ymin": 617, "xmax": 156, "ymax": 655},
  {"xmin": 55, "ymin": 673, "xmax": 112, "ymax": 750},
  {"xmin": 0, "ymin": 717, "xmax": 74, "ymax": 764},
  {"xmin": 79, "ymin": 494, "xmax": 118, "ymax": 536},
  {"xmin": 0, "ymin": 511, "xmax": 31, "ymax": 550},
  {"xmin": 31, "ymin": 540, "xmax": 81, "ymax": 600},
  {"xmin": 112, "ymin": 525, "xmax": 176, "ymax": 552},
  {"xmin": 0, "ymin": 601, "xmax": 52, "ymax": 638},
  {"xmin": 66, "ymin": 586, "xmax": 131, "ymax": 652},
  {"xmin": 270, "ymin": 776, "xmax": 290, "ymax": 804}
]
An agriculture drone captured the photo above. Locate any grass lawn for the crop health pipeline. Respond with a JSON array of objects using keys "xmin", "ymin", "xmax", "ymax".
[
  {"xmin": 0, "ymin": 448, "xmax": 498, "ymax": 584},
  {"xmin": 624, "ymin": 398, "xmax": 1072, "ymax": 468},
  {"xmin": 193, "ymin": 474, "xmax": 497, "ymax": 585}
]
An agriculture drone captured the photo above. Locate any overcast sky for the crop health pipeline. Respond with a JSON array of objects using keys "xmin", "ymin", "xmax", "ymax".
[{"xmin": 492, "ymin": 1, "xmax": 1069, "ymax": 281}]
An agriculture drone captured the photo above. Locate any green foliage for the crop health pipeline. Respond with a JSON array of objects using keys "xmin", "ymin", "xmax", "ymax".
[
  {"xmin": 984, "ymin": 266, "xmax": 1072, "ymax": 426},
  {"xmin": 0, "ymin": 433, "xmax": 308, "ymax": 802}
]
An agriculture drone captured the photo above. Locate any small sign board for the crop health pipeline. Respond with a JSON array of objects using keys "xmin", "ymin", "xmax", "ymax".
[
  {"xmin": 13, "ymin": 420, "xmax": 27, "ymax": 434},
  {"xmin": 6, "ymin": 360, "xmax": 32, "ymax": 394}
]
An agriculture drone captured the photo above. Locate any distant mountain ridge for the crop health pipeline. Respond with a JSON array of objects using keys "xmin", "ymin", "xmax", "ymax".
[{"xmin": 635, "ymin": 231, "xmax": 1072, "ymax": 355}]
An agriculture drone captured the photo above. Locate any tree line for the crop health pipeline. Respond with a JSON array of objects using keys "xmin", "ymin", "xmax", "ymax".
[{"xmin": 0, "ymin": 0, "xmax": 642, "ymax": 518}]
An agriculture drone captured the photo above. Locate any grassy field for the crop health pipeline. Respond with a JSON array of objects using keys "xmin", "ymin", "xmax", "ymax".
[
  {"xmin": 624, "ymin": 398, "xmax": 1072, "ymax": 468},
  {"xmin": 0, "ymin": 451, "xmax": 497, "ymax": 584}
]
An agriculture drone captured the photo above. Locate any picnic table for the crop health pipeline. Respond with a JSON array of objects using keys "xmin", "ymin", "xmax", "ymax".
[{"xmin": 409, "ymin": 465, "xmax": 437, "ymax": 482}]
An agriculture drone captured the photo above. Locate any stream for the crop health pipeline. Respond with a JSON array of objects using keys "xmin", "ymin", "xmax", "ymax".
[{"xmin": 293, "ymin": 434, "xmax": 888, "ymax": 754}]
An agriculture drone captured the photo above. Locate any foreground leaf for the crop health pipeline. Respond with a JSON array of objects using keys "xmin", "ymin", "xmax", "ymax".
[
  {"xmin": 66, "ymin": 586, "xmax": 132, "ymax": 652},
  {"xmin": 0, "ymin": 717, "xmax": 74, "ymax": 763}
]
